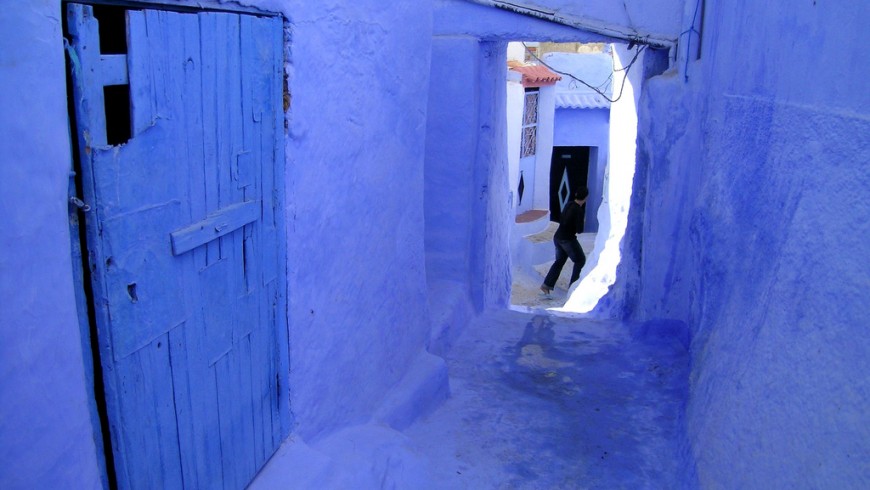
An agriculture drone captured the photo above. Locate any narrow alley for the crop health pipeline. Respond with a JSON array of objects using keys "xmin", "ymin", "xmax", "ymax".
[
  {"xmin": 405, "ymin": 309, "xmax": 690, "ymax": 488},
  {"xmin": 7, "ymin": 1, "xmax": 866, "ymax": 488}
]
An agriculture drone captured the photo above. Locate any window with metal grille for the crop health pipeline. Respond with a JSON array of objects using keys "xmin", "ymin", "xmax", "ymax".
[{"xmin": 521, "ymin": 88, "xmax": 538, "ymax": 158}]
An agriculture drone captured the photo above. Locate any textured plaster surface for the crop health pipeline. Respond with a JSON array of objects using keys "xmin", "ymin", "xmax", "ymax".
[
  {"xmin": 276, "ymin": 0, "xmax": 437, "ymax": 442},
  {"xmin": 425, "ymin": 36, "xmax": 480, "ymax": 288},
  {"xmin": 444, "ymin": 0, "xmax": 682, "ymax": 44},
  {"xmin": 427, "ymin": 4, "xmax": 530, "ymax": 319},
  {"xmin": 474, "ymin": 40, "xmax": 514, "ymax": 311},
  {"xmin": 634, "ymin": 1, "xmax": 870, "ymax": 486},
  {"xmin": 0, "ymin": 2, "xmax": 103, "ymax": 488},
  {"xmin": 423, "ymin": 34, "xmax": 484, "ymax": 356},
  {"xmin": 483, "ymin": 0, "xmax": 682, "ymax": 41},
  {"xmin": 436, "ymin": 0, "xmax": 614, "ymax": 43}
]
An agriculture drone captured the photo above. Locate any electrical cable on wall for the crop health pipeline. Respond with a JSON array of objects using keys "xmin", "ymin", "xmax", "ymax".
[
  {"xmin": 682, "ymin": 0, "xmax": 703, "ymax": 81},
  {"xmin": 521, "ymin": 42, "xmax": 646, "ymax": 104}
]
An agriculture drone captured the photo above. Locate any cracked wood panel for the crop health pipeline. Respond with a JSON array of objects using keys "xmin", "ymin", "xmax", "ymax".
[{"xmin": 67, "ymin": 4, "xmax": 286, "ymax": 488}]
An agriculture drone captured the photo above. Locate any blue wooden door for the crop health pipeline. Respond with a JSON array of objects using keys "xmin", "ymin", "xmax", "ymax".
[{"xmin": 66, "ymin": 4, "xmax": 288, "ymax": 488}]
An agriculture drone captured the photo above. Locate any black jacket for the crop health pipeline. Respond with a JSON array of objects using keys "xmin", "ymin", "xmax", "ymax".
[{"xmin": 554, "ymin": 200, "xmax": 583, "ymax": 240}]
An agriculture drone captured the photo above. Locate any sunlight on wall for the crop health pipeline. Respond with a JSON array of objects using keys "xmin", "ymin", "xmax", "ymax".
[{"xmin": 558, "ymin": 43, "xmax": 642, "ymax": 314}]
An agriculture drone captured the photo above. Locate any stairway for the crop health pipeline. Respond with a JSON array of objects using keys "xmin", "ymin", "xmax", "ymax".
[{"xmin": 511, "ymin": 211, "xmax": 596, "ymax": 307}]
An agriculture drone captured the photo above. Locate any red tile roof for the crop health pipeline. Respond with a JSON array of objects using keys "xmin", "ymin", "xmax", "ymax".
[{"xmin": 508, "ymin": 61, "xmax": 562, "ymax": 87}]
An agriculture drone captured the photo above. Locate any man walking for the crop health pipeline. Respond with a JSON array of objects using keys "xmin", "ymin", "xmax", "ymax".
[{"xmin": 540, "ymin": 187, "xmax": 588, "ymax": 296}]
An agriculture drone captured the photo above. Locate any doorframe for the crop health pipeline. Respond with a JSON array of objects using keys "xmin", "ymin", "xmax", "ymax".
[
  {"xmin": 62, "ymin": 2, "xmax": 291, "ymax": 487},
  {"xmin": 63, "ymin": 5, "xmax": 117, "ymax": 485}
]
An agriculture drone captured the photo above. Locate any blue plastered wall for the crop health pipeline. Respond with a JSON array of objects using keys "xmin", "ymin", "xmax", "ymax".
[
  {"xmin": 0, "ymin": 2, "xmax": 104, "ymax": 488},
  {"xmin": 636, "ymin": 1, "xmax": 870, "ymax": 486},
  {"xmin": 553, "ymin": 107, "xmax": 610, "ymax": 232},
  {"xmin": 273, "ymin": 0, "xmax": 437, "ymax": 441}
]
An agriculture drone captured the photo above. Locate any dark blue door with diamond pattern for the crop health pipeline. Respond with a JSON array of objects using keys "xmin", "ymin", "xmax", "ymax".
[{"xmin": 549, "ymin": 146, "xmax": 590, "ymax": 227}]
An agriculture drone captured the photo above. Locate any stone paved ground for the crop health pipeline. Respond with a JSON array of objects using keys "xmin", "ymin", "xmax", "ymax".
[{"xmin": 405, "ymin": 309, "xmax": 690, "ymax": 489}]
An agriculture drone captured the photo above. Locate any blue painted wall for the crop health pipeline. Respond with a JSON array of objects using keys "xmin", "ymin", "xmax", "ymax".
[
  {"xmin": 423, "ymin": 35, "xmax": 480, "ymax": 353},
  {"xmin": 553, "ymin": 107, "xmax": 610, "ymax": 232},
  {"xmin": 634, "ymin": 1, "xmax": 870, "ymax": 486},
  {"xmin": 425, "ymin": 36, "xmax": 480, "ymax": 289},
  {"xmin": 423, "ymin": 34, "xmax": 513, "ymax": 350},
  {"xmin": 0, "ymin": 2, "xmax": 103, "ymax": 488},
  {"xmin": 500, "ymin": 0, "xmax": 682, "ymax": 39},
  {"xmin": 279, "ymin": 0, "xmax": 435, "ymax": 441},
  {"xmin": 450, "ymin": 0, "xmax": 682, "ymax": 43},
  {"xmin": 553, "ymin": 109, "xmax": 609, "ymax": 148},
  {"xmin": 435, "ymin": 0, "xmax": 609, "ymax": 42}
]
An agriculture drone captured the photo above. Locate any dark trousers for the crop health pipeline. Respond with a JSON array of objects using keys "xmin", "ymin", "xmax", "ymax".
[{"xmin": 543, "ymin": 238, "xmax": 585, "ymax": 289}]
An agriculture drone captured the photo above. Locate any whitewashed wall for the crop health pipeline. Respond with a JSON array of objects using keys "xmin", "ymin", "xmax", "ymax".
[
  {"xmin": 562, "ymin": 43, "xmax": 645, "ymax": 314},
  {"xmin": 531, "ymin": 84, "xmax": 557, "ymax": 212},
  {"xmin": 505, "ymin": 77, "xmax": 524, "ymax": 211}
]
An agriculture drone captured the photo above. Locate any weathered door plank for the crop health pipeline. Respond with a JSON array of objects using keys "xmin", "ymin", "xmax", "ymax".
[
  {"xmin": 113, "ymin": 332, "xmax": 184, "ymax": 487},
  {"xmin": 170, "ymin": 200, "xmax": 260, "ymax": 256}
]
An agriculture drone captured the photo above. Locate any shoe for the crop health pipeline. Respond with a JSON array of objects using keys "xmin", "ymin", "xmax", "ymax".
[{"xmin": 539, "ymin": 285, "xmax": 553, "ymax": 297}]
